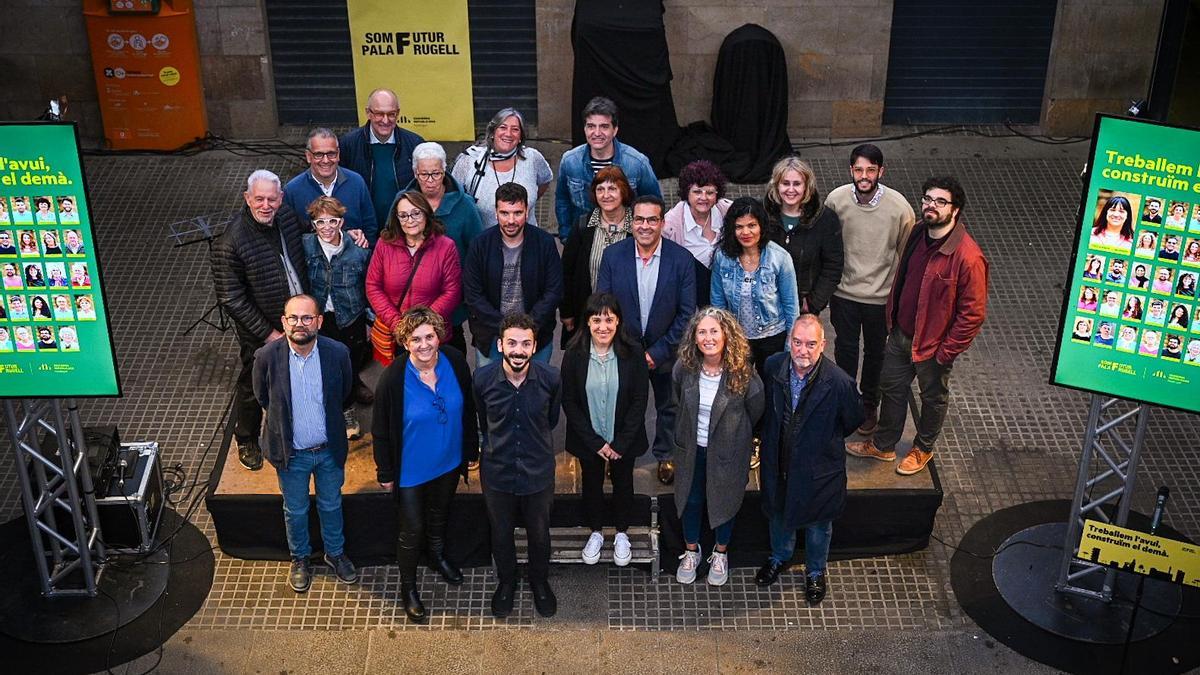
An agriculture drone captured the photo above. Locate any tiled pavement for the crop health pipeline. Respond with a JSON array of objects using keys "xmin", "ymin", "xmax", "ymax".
[{"xmin": 1, "ymin": 133, "xmax": 1197, "ymax": 672}]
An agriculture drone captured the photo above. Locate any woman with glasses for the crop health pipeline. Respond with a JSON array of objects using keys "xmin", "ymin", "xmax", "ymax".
[
  {"xmin": 560, "ymin": 166, "xmax": 635, "ymax": 346},
  {"xmin": 373, "ymin": 306, "xmax": 478, "ymax": 624},
  {"xmin": 366, "ymin": 190, "xmax": 462, "ymax": 366},
  {"xmin": 561, "ymin": 292, "xmax": 649, "ymax": 566},
  {"xmin": 403, "ymin": 142, "xmax": 483, "ymax": 353},
  {"xmin": 663, "ymin": 160, "xmax": 732, "ymax": 308},
  {"xmin": 451, "ymin": 107, "xmax": 553, "ymax": 229},
  {"xmin": 671, "ymin": 307, "xmax": 764, "ymax": 586},
  {"xmin": 765, "ymin": 156, "xmax": 843, "ymax": 316},
  {"xmin": 302, "ymin": 196, "xmax": 373, "ymax": 438}
]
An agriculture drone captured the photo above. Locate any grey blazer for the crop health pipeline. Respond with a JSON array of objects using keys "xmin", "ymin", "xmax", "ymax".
[{"xmin": 671, "ymin": 360, "xmax": 765, "ymax": 527}]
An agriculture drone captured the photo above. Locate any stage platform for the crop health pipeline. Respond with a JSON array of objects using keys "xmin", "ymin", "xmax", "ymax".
[{"xmin": 207, "ymin": 401, "xmax": 942, "ymax": 573}]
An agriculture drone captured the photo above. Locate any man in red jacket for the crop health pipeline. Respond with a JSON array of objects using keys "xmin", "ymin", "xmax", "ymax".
[{"xmin": 846, "ymin": 176, "xmax": 988, "ymax": 476}]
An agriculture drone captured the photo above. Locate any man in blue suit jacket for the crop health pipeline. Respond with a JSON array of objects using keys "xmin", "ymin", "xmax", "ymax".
[
  {"xmin": 597, "ymin": 195, "xmax": 696, "ymax": 484},
  {"xmin": 253, "ymin": 294, "xmax": 357, "ymax": 594}
]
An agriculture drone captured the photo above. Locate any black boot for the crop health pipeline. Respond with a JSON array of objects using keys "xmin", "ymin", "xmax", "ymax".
[
  {"xmin": 401, "ymin": 582, "xmax": 427, "ymax": 623},
  {"xmin": 426, "ymin": 495, "xmax": 463, "ymax": 585},
  {"xmin": 430, "ymin": 554, "xmax": 464, "ymax": 586}
]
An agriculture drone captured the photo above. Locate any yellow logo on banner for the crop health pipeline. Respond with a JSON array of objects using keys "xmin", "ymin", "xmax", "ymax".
[
  {"xmin": 1078, "ymin": 520, "xmax": 1200, "ymax": 588},
  {"xmin": 346, "ymin": 0, "xmax": 475, "ymax": 140}
]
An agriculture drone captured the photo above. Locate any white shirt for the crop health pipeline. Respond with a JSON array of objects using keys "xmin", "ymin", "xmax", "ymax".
[
  {"xmin": 696, "ymin": 371, "xmax": 721, "ymax": 447},
  {"xmin": 681, "ymin": 208, "xmax": 721, "ymax": 268}
]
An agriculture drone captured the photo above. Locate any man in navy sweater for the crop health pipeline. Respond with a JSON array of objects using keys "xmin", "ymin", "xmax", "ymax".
[
  {"xmin": 339, "ymin": 89, "xmax": 424, "ymax": 237},
  {"xmin": 283, "ymin": 128, "xmax": 377, "ymax": 246}
]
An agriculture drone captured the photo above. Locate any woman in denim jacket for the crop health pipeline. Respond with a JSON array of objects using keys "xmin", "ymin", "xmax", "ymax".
[
  {"xmin": 709, "ymin": 197, "xmax": 799, "ymax": 379},
  {"xmin": 303, "ymin": 196, "xmax": 373, "ymax": 439}
]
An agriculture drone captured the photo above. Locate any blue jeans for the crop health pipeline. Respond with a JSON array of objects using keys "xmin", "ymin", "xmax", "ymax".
[
  {"xmin": 476, "ymin": 343, "xmax": 552, "ymax": 368},
  {"xmin": 681, "ymin": 446, "xmax": 734, "ymax": 547},
  {"xmin": 768, "ymin": 509, "xmax": 832, "ymax": 576},
  {"xmin": 275, "ymin": 445, "xmax": 346, "ymax": 560}
]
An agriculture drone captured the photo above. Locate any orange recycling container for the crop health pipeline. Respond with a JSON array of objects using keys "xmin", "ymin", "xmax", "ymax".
[{"xmin": 84, "ymin": 0, "xmax": 208, "ymax": 150}]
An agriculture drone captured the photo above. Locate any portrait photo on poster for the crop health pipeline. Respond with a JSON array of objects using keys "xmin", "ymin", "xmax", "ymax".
[{"xmin": 1090, "ymin": 189, "xmax": 1139, "ymax": 254}]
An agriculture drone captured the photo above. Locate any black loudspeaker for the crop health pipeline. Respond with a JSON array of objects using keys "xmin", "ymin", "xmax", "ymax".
[
  {"xmin": 95, "ymin": 442, "xmax": 164, "ymax": 553},
  {"xmin": 37, "ymin": 425, "xmax": 120, "ymax": 498}
]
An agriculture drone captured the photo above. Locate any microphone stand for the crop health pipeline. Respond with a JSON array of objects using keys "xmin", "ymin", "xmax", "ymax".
[{"xmin": 1119, "ymin": 486, "xmax": 1170, "ymax": 675}]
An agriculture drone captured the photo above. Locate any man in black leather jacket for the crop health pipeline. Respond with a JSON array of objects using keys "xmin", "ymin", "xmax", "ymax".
[{"xmin": 211, "ymin": 169, "xmax": 309, "ymax": 470}]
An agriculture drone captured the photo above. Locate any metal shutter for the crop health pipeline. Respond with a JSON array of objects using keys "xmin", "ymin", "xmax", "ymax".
[
  {"xmin": 263, "ymin": 0, "xmax": 538, "ymax": 128},
  {"xmin": 883, "ymin": 0, "xmax": 1057, "ymax": 124}
]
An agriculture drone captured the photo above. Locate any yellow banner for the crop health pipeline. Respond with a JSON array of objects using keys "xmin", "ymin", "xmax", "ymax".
[
  {"xmin": 1078, "ymin": 519, "xmax": 1200, "ymax": 588},
  {"xmin": 346, "ymin": 0, "xmax": 475, "ymax": 140}
]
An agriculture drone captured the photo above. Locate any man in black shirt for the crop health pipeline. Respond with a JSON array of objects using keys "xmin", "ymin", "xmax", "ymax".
[{"xmin": 473, "ymin": 313, "xmax": 562, "ymax": 619}]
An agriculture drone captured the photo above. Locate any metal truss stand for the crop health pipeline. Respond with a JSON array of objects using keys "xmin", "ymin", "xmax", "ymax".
[
  {"xmin": 991, "ymin": 395, "xmax": 1180, "ymax": 644},
  {"xmin": 2, "ymin": 398, "xmax": 105, "ymax": 597},
  {"xmin": 0, "ymin": 399, "xmax": 169, "ymax": 643}
]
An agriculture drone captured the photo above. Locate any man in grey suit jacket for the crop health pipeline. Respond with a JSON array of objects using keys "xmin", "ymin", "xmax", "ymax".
[{"xmin": 253, "ymin": 294, "xmax": 357, "ymax": 593}]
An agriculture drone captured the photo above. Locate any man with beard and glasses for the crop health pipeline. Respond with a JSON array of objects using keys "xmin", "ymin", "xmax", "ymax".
[
  {"xmin": 472, "ymin": 313, "xmax": 562, "ymax": 619},
  {"xmin": 846, "ymin": 176, "xmax": 988, "ymax": 476},
  {"xmin": 212, "ymin": 170, "xmax": 309, "ymax": 472},
  {"xmin": 253, "ymin": 294, "xmax": 357, "ymax": 593},
  {"xmin": 824, "ymin": 144, "xmax": 915, "ymax": 437}
]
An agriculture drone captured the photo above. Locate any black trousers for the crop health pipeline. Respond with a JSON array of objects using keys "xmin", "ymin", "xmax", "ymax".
[
  {"xmin": 482, "ymin": 481, "xmax": 554, "ymax": 584},
  {"xmin": 578, "ymin": 450, "xmax": 636, "ymax": 532},
  {"xmin": 395, "ymin": 468, "xmax": 459, "ymax": 583},
  {"xmin": 875, "ymin": 329, "xmax": 954, "ymax": 453},
  {"xmin": 233, "ymin": 329, "xmax": 265, "ymax": 444},
  {"xmin": 749, "ymin": 331, "xmax": 787, "ymax": 383},
  {"xmin": 445, "ymin": 323, "xmax": 467, "ymax": 357},
  {"xmin": 319, "ymin": 312, "xmax": 370, "ymax": 376},
  {"xmin": 829, "ymin": 295, "xmax": 888, "ymax": 410}
]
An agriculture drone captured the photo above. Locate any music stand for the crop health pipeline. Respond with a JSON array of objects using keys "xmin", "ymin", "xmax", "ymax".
[{"xmin": 166, "ymin": 210, "xmax": 238, "ymax": 336}]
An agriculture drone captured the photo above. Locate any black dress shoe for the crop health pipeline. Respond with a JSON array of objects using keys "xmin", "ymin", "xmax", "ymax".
[
  {"xmin": 238, "ymin": 440, "xmax": 263, "ymax": 471},
  {"xmin": 657, "ymin": 460, "xmax": 675, "ymax": 485},
  {"xmin": 400, "ymin": 582, "xmax": 427, "ymax": 623},
  {"xmin": 755, "ymin": 558, "xmax": 784, "ymax": 586},
  {"xmin": 530, "ymin": 578, "xmax": 557, "ymax": 618},
  {"xmin": 431, "ymin": 555, "xmax": 464, "ymax": 586},
  {"xmin": 805, "ymin": 572, "xmax": 828, "ymax": 604},
  {"xmin": 491, "ymin": 581, "xmax": 516, "ymax": 618}
]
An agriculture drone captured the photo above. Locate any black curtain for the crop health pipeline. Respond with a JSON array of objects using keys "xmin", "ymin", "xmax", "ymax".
[
  {"xmin": 571, "ymin": 0, "xmax": 679, "ymax": 173},
  {"xmin": 710, "ymin": 24, "xmax": 792, "ymax": 183}
]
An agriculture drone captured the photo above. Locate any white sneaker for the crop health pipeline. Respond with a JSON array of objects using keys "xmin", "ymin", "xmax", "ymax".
[
  {"xmin": 706, "ymin": 550, "xmax": 729, "ymax": 586},
  {"xmin": 581, "ymin": 531, "xmax": 604, "ymax": 565},
  {"xmin": 677, "ymin": 546, "xmax": 701, "ymax": 584},
  {"xmin": 344, "ymin": 408, "xmax": 362, "ymax": 440},
  {"xmin": 613, "ymin": 532, "xmax": 632, "ymax": 567}
]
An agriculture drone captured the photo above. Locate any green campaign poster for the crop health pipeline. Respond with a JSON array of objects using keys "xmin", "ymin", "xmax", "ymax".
[
  {"xmin": 0, "ymin": 123, "xmax": 120, "ymax": 398},
  {"xmin": 1051, "ymin": 115, "xmax": 1200, "ymax": 414}
]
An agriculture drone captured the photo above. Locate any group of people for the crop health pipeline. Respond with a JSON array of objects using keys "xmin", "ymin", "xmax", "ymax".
[{"xmin": 211, "ymin": 88, "xmax": 989, "ymax": 623}]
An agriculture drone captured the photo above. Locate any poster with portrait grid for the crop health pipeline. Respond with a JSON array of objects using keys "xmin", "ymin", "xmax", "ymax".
[
  {"xmin": 1051, "ymin": 115, "xmax": 1200, "ymax": 414},
  {"xmin": 0, "ymin": 123, "xmax": 120, "ymax": 397}
]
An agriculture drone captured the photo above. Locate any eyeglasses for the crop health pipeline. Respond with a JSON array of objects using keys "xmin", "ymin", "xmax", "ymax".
[
  {"xmin": 367, "ymin": 109, "xmax": 399, "ymax": 120},
  {"xmin": 921, "ymin": 195, "xmax": 953, "ymax": 208},
  {"xmin": 284, "ymin": 315, "xmax": 317, "ymax": 326},
  {"xmin": 312, "ymin": 217, "xmax": 342, "ymax": 228},
  {"xmin": 396, "ymin": 210, "xmax": 426, "ymax": 222},
  {"xmin": 431, "ymin": 395, "xmax": 448, "ymax": 424},
  {"xmin": 308, "ymin": 151, "xmax": 338, "ymax": 160},
  {"xmin": 632, "ymin": 216, "xmax": 662, "ymax": 225},
  {"xmin": 416, "ymin": 171, "xmax": 444, "ymax": 181}
]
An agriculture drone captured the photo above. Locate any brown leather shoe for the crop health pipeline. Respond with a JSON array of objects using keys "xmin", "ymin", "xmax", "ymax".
[
  {"xmin": 897, "ymin": 447, "xmax": 933, "ymax": 475},
  {"xmin": 855, "ymin": 406, "xmax": 879, "ymax": 436},
  {"xmin": 657, "ymin": 460, "xmax": 675, "ymax": 485},
  {"xmin": 845, "ymin": 440, "xmax": 896, "ymax": 462}
]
